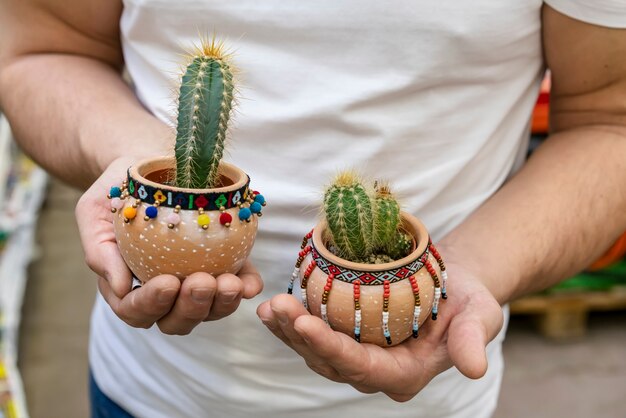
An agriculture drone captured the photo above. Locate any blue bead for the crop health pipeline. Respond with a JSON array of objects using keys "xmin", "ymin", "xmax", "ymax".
[
  {"xmin": 254, "ymin": 194, "xmax": 266, "ymax": 205},
  {"xmin": 109, "ymin": 186, "xmax": 122, "ymax": 198},
  {"xmin": 239, "ymin": 207, "xmax": 252, "ymax": 221},
  {"xmin": 250, "ymin": 202, "xmax": 263, "ymax": 214},
  {"xmin": 145, "ymin": 206, "xmax": 158, "ymax": 218}
]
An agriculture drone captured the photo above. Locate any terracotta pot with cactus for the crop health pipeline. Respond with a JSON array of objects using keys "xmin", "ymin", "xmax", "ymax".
[
  {"xmin": 288, "ymin": 172, "xmax": 447, "ymax": 347},
  {"xmin": 106, "ymin": 39, "xmax": 265, "ymax": 284}
]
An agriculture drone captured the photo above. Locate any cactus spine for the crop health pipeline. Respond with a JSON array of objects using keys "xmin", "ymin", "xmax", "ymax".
[
  {"xmin": 324, "ymin": 172, "xmax": 374, "ymax": 261},
  {"xmin": 323, "ymin": 172, "xmax": 412, "ymax": 263},
  {"xmin": 175, "ymin": 40, "xmax": 235, "ymax": 189}
]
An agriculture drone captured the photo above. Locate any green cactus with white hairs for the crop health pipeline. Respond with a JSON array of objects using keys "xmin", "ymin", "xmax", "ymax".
[
  {"xmin": 372, "ymin": 182, "xmax": 401, "ymax": 250},
  {"xmin": 373, "ymin": 182, "xmax": 412, "ymax": 260},
  {"xmin": 323, "ymin": 172, "xmax": 412, "ymax": 263},
  {"xmin": 323, "ymin": 171, "xmax": 374, "ymax": 261},
  {"xmin": 175, "ymin": 39, "xmax": 235, "ymax": 189}
]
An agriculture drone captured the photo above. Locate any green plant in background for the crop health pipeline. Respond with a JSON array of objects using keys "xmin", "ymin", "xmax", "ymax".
[
  {"xmin": 323, "ymin": 171, "xmax": 413, "ymax": 263},
  {"xmin": 175, "ymin": 39, "xmax": 235, "ymax": 189}
]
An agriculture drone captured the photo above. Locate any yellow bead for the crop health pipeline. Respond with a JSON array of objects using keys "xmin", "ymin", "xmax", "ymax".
[
  {"xmin": 123, "ymin": 206, "xmax": 137, "ymax": 220},
  {"xmin": 197, "ymin": 214, "xmax": 211, "ymax": 227}
]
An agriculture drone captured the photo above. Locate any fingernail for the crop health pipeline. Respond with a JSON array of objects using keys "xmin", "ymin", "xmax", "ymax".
[
  {"xmin": 158, "ymin": 288, "xmax": 177, "ymax": 303},
  {"xmin": 301, "ymin": 333, "xmax": 311, "ymax": 344},
  {"xmin": 221, "ymin": 291, "xmax": 239, "ymax": 304},
  {"xmin": 191, "ymin": 288, "xmax": 212, "ymax": 303}
]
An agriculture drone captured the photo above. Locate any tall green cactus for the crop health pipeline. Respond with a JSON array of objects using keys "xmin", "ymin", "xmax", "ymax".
[
  {"xmin": 323, "ymin": 172, "xmax": 374, "ymax": 261},
  {"xmin": 175, "ymin": 40, "xmax": 235, "ymax": 189},
  {"xmin": 323, "ymin": 172, "xmax": 412, "ymax": 263}
]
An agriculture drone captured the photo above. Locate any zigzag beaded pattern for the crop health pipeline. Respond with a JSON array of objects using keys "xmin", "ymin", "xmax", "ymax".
[
  {"xmin": 310, "ymin": 241, "xmax": 429, "ymax": 285},
  {"xmin": 126, "ymin": 169, "xmax": 251, "ymax": 211}
]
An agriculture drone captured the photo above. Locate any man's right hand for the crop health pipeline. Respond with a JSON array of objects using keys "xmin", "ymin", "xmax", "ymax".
[{"xmin": 76, "ymin": 157, "xmax": 264, "ymax": 335}]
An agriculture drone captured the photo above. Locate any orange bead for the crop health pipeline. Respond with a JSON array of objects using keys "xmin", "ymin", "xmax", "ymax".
[{"xmin": 123, "ymin": 206, "xmax": 137, "ymax": 220}]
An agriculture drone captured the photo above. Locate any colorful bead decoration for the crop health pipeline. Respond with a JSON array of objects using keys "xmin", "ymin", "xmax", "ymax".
[
  {"xmin": 110, "ymin": 197, "xmax": 124, "ymax": 213},
  {"xmin": 288, "ymin": 244, "xmax": 311, "ymax": 294},
  {"xmin": 219, "ymin": 212, "xmax": 233, "ymax": 227},
  {"xmin": 123, "ymin": 169, "xmax": 252, "ymax": 211},
  {"xmin": 107, "ymin": 174, "xmax": 264, "ymax": 231},
  {"xmin": 123, "ymin": 206, "xmax": 137, "ymax": 221},
  {"xmin": 300, "ymin": 260, "xmax": 316, "ymax": 310},
  {"xmin": 310, "ymin": 244, "xmax": 427, "ymax": 285},
  {"xmin": 197, "ymin": 213, "xmax": 211, "ymax": 229},
  {"xmin": 382, "ymin": 280, "xmax": 392, "ymax": 345},
  {"xmin": 408, "ymin": 275, "xmax": 422, "ymax": 338},
  {"xmin": 320, "ymin": 274, "xmax": 334, "ymax": 324},
  {"xmin": 254, "ymin": 194, "xmax": 266, "ymax": 206},
  {"xmin": 425, "ymin": 259, "xmax": 441, "ymax": 320},
  {"xmin": 166, "ymin": 212, "xmax": 181, "ymax": 229},
  {"xmin": 353, "ymin": 280, "xmax": 362, "ymax": 342},
  {"xmin": 145, "ymin": 205, "xmax": 158, "ymax": 219},
  {"xmin": 250, "ymin": 201, "xmax": 263, "ymax": 215},
  {"xmin": 109, "ymin": 187, "xmax": 122, "ymax": 198},
  {"xmin": 239, "ymin": 207, "xmax": 252, "ymax": 222},
  {"xmin": 429, "ymin": 241, "xmax": 448, "ymax": 299}
]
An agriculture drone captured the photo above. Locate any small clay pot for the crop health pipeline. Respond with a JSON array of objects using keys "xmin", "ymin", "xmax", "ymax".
[
  {"xmin": 289, "ymin": 213, "xmax": 447, "ymax": 347},
  {"xmin": 109, "ymin": 157, "xmax": 262, "ymax": 283}
]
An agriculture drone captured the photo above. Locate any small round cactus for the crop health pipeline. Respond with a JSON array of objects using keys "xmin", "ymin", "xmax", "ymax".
[{"xmin": 323, "ymin": 172, "xmax": 413, "ymax": 263}]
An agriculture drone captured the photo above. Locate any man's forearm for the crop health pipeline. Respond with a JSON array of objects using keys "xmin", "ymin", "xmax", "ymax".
[
  {"xmin": 441, "ymin": 126, "xmax": 626, "ymax": 304},
  {"xmin": 0, "ymin": 54, "xmax": 171, "ymax": 188}
]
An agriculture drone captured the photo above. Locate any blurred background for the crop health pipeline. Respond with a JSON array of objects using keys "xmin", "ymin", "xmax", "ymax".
[{"xmin": 1, "ymin": 74, "xmax": 625, "ymax": 418}]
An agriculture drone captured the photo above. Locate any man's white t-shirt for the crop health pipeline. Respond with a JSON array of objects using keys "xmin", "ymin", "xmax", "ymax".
[{"xmin": 90, "ymin": 1, "xmax": 625, "ymax": 417}]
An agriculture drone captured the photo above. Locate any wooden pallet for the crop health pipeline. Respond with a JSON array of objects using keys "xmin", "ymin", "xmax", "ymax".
[{"xmin": 510, "ymin": 288, "xmax": 626, "ymax": 340}]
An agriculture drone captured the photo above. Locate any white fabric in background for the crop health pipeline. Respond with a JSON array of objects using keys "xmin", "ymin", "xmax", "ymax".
[
  {"xmin": 90, "ymin": 1, "xmax": 624, "ymax": 417},
  {"xmin": 545, "ymin": 0, "xmax": 626, "ymax": 28}
]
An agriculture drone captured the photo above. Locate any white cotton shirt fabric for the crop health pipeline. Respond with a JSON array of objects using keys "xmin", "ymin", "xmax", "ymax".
[{"xmin": 90, "ymin": 1, "xmax": 626, "ymax": 417}]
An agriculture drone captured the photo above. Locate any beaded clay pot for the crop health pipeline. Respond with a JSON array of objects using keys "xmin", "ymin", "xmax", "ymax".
[
  {"xmin": 107, "ymin": 157, "xmax": 264, "ymax": 283},
  {"xmin": 288, "ymin": 213, "xmax": 447, "ymax": 347}
]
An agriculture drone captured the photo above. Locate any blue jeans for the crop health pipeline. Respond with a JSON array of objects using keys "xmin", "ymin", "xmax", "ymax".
[{"xmin": 90, "ymin": 372, "xmax": 134, "ymax": 418}]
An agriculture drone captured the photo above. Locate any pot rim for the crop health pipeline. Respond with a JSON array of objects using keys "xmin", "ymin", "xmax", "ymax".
[
  {"xmin": 125, "ymin": 156, "xmax": 252, "ymax": 211},
  {"xmin": 311, "ymin": 211, "xmax": 430, "ymax": 273},
  {"xmin": 130, "ymin": 156, "xmax": 248, "ymax": 193}
]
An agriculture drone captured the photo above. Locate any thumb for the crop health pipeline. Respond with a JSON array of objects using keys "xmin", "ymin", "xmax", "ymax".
[
  {"xmin": 77, "ymin": 205, "xmax": 133, "ymax": 299},
  {"xmin": 447, "ymin": 314, "xmax": 490, "ymax": 379},
  {"xmin": 95, "ymin": 240, "xmax": 134, "ymax": 298}
]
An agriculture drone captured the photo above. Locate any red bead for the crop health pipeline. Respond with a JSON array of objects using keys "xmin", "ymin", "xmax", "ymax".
[
  {"xmin": 324, "ymin": 285, "xmax": 330, "ymax": 291},
  {"xmin": 219, "ymin": 212, "xmax": 233, "ymax": 225},
  {"xmin": 328, "ymin": 273, "xmax": 335, "ymax": 280}
]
